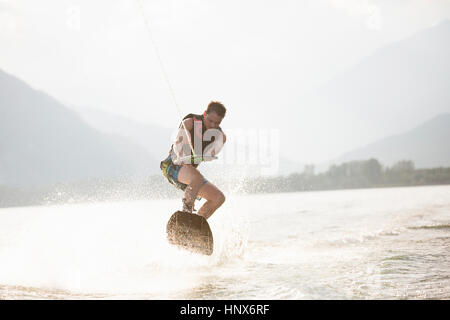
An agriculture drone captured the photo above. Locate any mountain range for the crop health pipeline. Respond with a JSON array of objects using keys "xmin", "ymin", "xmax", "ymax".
[
  {"xmin": 331, "ymin": 113, "xmax": 450, "ymax": 169},
  {"xmin": 0, "ymin": 69, "xmax": 154, "ymax": 187},
  {"xmin": 1, "ymin": 21, "xmax": 450, "ymax": 188},
  {"xmin": 283, "ymin": 20, "xmax": 450, "ymax": 163}
]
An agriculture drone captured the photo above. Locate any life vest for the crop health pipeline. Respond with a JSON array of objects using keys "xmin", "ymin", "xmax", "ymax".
[{"xmin": 175, "ymin": 113, "xmax": 222, "ymax": 167}]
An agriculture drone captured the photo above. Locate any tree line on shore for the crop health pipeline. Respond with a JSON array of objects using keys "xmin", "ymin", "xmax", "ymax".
[{"xmin": 239, "ymin": 159, "xmax": 450, "ymax": 194}]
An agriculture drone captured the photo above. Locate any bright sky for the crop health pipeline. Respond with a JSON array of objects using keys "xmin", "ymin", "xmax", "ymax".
[{"xmin": 1, "ymin": 0, "xmax": 450, "ymax": 162}]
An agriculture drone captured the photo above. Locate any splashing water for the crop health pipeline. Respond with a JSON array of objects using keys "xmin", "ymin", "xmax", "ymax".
[{"xmin": 1, "ymin": 185, "xmax": 450, "ymax": 299}]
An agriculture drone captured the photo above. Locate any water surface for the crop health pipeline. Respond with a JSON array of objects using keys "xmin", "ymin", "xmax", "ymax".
[{"xmin": 1, "ymin": 185, "xmax": 449, "ymax": 299}]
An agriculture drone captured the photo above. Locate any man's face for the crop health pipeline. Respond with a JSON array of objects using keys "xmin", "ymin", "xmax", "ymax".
[{"xmin": 204, "ymin": 111, "xmax": 223, "ymax": 130}]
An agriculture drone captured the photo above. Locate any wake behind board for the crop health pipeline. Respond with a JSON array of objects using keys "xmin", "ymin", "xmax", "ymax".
[{"xmin": 166, "ymin": 211, "xmax": 213, "ymax": 255}]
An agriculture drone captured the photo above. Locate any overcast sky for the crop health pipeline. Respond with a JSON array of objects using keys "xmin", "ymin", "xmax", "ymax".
[{"xmin": 1, "ymin": 0, "xmax": 450, "ymax": 163}]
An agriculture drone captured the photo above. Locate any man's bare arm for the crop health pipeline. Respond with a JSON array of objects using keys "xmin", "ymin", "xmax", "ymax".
[{"xmin": 204, "ymin": 131, "xmax": 226, "ymax": 157}]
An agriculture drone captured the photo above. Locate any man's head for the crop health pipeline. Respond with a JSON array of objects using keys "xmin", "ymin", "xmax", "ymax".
[{"xmin": 203, "ymin": 101, "xmax": 226, "ymax": 129}]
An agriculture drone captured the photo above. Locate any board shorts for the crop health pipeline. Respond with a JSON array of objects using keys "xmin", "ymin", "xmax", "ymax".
[{"xmin": 160, "ymin": 154, "xmax": 208, "ymax": 192}]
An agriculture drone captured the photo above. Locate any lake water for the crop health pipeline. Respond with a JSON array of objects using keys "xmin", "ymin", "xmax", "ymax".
[{"xmin": 0, "ymin": 185, "xmax": 449, "ymax": 299}]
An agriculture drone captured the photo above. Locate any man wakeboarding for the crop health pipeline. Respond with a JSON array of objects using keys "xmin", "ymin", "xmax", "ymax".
[{"xmin": 160, "ymin": 101, "xmax": 227, "ymax": 220}]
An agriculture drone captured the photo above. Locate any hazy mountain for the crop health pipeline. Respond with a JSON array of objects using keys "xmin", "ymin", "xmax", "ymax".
[
  {"xmin": 285, "ymin": 20, "xmax": 450, "ymax": 161},
  {"xmin": 332, "ymin": 113, "xmax": 450, "ymax": 168},
  {"xmin": 72, "ymin": 105, "xmax": 173, "ymax": 164},
  {"xmin": 3, "ymin": 19, "xmax": 448, "ymax": 189},
  {"xmin": 0, "ymin": 69, "xmax": 155, "ymax": 187}
]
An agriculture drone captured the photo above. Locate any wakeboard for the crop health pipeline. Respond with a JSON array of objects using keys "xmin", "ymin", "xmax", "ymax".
[{"xmin": 166, "ymin": 211, "xmax": 213, "ymax": 255}]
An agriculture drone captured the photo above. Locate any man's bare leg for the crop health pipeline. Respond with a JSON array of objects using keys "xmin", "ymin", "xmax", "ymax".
[
  {"xmin": 177, "ymin": 165, "xmax": 225, "ymax": 219},
  {"xmin": 177, "ymin": 164, "xmax": 206, "ymax": 212},
  {"xmin": 196, "ymin": 182, "xmax": 225, "ymax": 220}
]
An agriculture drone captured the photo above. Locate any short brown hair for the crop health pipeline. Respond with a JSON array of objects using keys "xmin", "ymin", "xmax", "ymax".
[{"xmin": 206, "ymin": 101, "xmax": 226, "ymax": 118}]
